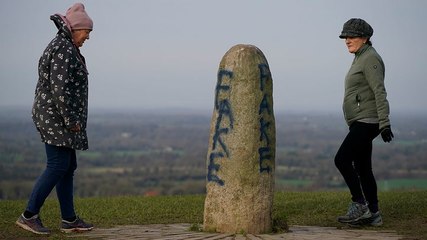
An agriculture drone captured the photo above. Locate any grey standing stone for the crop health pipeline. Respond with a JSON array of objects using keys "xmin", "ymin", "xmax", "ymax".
[{"xmin": 204, "ymin": 44, "xmax": 275, "ymax": 234}]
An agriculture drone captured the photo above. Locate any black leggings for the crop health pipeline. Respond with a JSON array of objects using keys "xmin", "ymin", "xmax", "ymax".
[{"xmin": 335, "ymin": 121, "xmax": 380, "ymax": 206}]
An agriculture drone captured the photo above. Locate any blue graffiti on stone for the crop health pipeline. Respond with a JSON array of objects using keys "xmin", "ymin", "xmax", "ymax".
[
  {"xmin": 259, "ymin": 117, "xmax": 270, "ymax": 145},
  {"xmin": 208, "ymin": 69, "xmax": 234, "ymax": 186},
  {"xmin": 259, "ymin": 147, "xmax": 272, "ymax": 173},
  {"xmin": 208, "ymin": 152, "xmax": 225, "ymax": 186},
  {"xmin": 258, "ymin": 63, "xmax": 273, "ymax": 173},
  {"xmin": 259, "ymin": 94, "xmax": 271, "ymax": 115},
  {"xmin": 259, "ymin": 63, "xmax": 270, "ymax": 91},
  {"xmin": 215, "ymin": 70, "xmax": 233, "ymax": 110}
]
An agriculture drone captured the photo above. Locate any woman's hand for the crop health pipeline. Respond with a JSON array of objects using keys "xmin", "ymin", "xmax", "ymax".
[
  {"xmin": 380, "ymin": 126, "xmax": 394, "ymax": 143},
  {"xmin": 70, "ymin": 123, "xmax": 81, "ymax": 132}
]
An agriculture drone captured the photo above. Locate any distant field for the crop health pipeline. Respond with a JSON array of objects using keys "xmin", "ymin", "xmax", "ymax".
[
  {"xmin": 79, "ymin": 149, "xmax": 185, "ymax": 159},
  {"xmin": 276, "ymin": 179, "xmax": 313, "ymax": 188},
  {"xmin": 276, "ymin": 178, "xmax": 427, "ymax": 191},
  {"xmin": 1, "ymin": 110, "xmax": 426, "ymax": 199},
  {"xmin": 378, "ymin": 179, "xmax": 427, "ymax": 190}
]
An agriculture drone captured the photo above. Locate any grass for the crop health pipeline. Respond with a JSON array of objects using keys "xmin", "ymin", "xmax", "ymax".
[
  {"xmin": 274, "ymin": 191, "xmax": 427, "ymax": 239},
  {"xmin": 276, "ymin": 179, "xmax": 313, "ymax": 188},
  {"xmin": 1, "ymin": 191, "xmax": 426, "ymax": 239}
]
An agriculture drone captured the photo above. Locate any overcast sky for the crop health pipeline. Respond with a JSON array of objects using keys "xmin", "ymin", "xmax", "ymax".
[{"xmin": 1, "ymin": 0, "xmax": 426, "ymax": 114}]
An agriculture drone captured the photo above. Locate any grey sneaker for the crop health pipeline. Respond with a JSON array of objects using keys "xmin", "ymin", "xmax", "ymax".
[
  {"xmin": 348, "ymin": 211, "xmax": 383, "ymax": 227},
  {"xmin": 367, "ymin": 211, "xmax": 383, "ymax": 226},
  {"xmin": 61, "ymin": 217, "xmax": 94, "ymax": 233},
  {"xmin": 16, "ymin": 214, "xmax": 50, "ymax": 235},
  {"xmin": 337, "ymin": 202, "xmax": 372, "ymax": 223}
]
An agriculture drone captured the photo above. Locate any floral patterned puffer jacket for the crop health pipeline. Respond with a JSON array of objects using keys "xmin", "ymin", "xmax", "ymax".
[{"xmin": 32, "ymin": 14, "xmax": 89, "ymax": 150}]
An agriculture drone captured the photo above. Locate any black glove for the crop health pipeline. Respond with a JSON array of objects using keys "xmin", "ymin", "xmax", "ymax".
[{"xmin": 380, "ymin": 126, "xmax": 394, "ymax": 143}]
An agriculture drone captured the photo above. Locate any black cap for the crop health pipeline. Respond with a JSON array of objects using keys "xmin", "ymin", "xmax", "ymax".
[{"xmin": 339, "ymin": 18, "xmax": 373, "ymax": 39}]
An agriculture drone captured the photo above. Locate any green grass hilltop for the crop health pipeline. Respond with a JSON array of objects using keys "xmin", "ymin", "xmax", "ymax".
[{"xmin": 1, "ymin": 191, "xmax": 426, "ymax": 239}]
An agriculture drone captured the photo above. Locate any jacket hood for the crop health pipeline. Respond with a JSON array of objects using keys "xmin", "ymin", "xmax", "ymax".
[{"xmin": 50, "ymin": 14, "xmax": 73, "ymax": 40}]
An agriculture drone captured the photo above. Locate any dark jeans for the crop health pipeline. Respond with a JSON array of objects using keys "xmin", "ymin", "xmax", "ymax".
[
  {"xmin": 334, "ymin": 121, "xmax": 380, "ymax": 207},
  {"xmin": 26, "ymin": 144, "xmax": 77, "ymax": 219}
]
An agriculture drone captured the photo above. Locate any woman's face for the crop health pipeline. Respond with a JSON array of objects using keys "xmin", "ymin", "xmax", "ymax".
[
  {"xmin": 72, "ymin": 29, "xmax": 91, "ymax": 48},
  {"xmin": 344, "ymin": 37, "xmax": 368, "ymax": 53}
]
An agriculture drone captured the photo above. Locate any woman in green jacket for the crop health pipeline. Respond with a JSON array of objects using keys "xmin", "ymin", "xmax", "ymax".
[{"xmin": 335, "ymin": 18, "xmax": 394, "ymax": 226}]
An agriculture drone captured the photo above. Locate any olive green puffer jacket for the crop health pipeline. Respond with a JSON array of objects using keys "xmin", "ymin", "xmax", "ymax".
[{"xmin": 343, "ymin": 44, "xmax": 391, "ymax": 129}]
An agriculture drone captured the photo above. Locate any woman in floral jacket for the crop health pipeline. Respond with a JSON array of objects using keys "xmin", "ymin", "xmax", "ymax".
[{"xmin": 16, "ymin": 3, "xmax": 94, "ymax": 235}]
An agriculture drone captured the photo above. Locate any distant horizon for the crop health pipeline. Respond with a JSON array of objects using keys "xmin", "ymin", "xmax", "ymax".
[{"xmin": 0, "ymin": 104, "xmax": 425, "ymax": 118}]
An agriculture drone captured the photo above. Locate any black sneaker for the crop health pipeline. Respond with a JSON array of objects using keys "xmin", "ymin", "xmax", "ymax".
[
  {"xmin": 16, "ymin": 214, "xmax": 50, "ymax": 235},
  {"xmin": 61, "ymin": 217, "xmax": 94, "ymax": 233},
  {"xmin": 337, "ymin": 202, "xmax": 372, "ymax": 223}
]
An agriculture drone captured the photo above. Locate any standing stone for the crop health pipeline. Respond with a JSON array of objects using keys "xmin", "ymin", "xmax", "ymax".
[{"xmin": 203, "ymin": 44, "xmax": 275, "ymax": 234}]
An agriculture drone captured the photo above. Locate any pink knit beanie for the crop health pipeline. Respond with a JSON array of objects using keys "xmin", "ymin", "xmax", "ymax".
[{"xmin": 66, "ymin": 3, "xmax": 93, "ymax": 30}]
